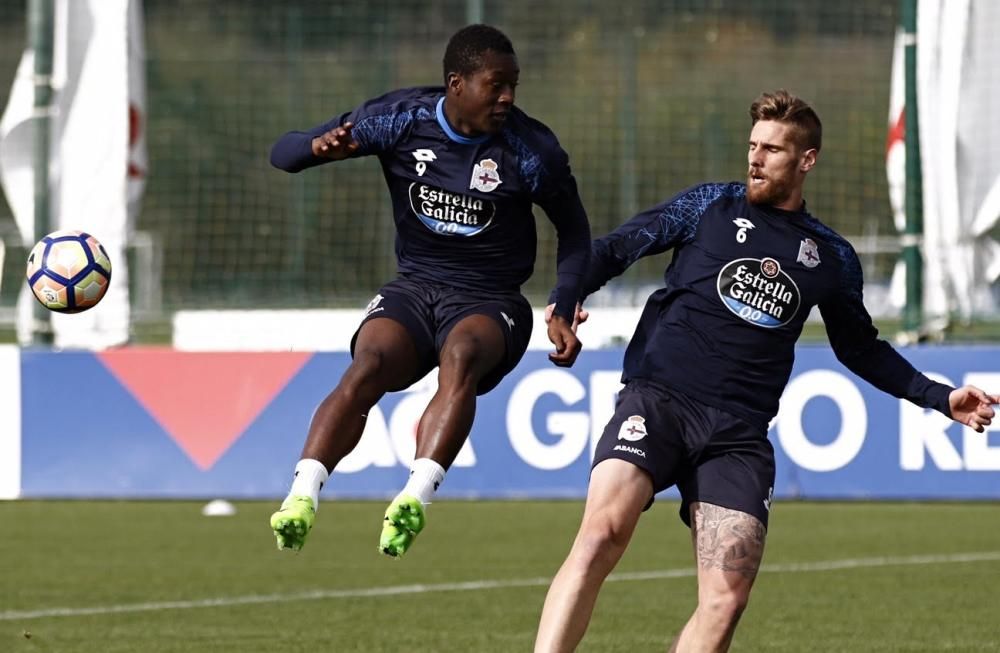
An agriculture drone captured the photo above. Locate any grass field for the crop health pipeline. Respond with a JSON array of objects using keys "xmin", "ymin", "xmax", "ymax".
[{"xmin": 2, "ymin": 500, "xmax": 999, "ymax": 652}]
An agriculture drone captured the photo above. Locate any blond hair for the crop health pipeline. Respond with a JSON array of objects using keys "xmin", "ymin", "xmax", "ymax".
[{"xmin": 749, "ymin": 90, "xmax": 822, "ymax": 152}]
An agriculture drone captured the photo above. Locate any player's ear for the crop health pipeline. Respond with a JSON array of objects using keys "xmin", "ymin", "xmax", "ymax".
[
  {"xmin": 799, "ymin": 148, "xmax": 818, "ymax": 173},
  {"xmin": 446, "ymin": 71, "xmax": 463, "ymax": 95}
]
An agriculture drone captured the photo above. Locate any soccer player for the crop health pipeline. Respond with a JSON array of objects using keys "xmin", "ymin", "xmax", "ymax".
[
  {"xmin": 533, "ymin": 90, "xmax": 998, "ymax": 652},
  {"xmin": 267, "ymin": 25, "xmax": 591, "ymax": 557}
]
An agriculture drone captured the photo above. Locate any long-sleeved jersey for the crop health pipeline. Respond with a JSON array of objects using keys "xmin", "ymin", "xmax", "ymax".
[
  {"xmin": 584, "ymin": 182, "xmax": 953, "ymax": 431},
  {"xmin": 269, "ymin": 86, "xmax": 591, "ymax": 322}
]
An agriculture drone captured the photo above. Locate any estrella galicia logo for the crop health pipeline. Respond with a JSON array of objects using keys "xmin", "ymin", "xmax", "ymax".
[
  {"xmin": 716, "ymin": 258, "xmax": 800, "ymax": 328},
  {"xmin": 408, "ymin": 182, "xmax": 495, "ymax": 236}
]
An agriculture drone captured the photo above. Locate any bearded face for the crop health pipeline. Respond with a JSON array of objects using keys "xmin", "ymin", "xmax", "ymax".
[
  {"xmin": 746, "ymin": 162, "xmax": 797, "ymax": 206},
  {"xmin": 746, "ymin": 120, "xmax": 814, "ymax": 210}
]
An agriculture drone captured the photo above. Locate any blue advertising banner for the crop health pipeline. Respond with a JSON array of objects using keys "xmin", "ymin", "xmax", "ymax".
[{"xmin": 17, "ymin": 346, "xmax": 1000, "ymax": 500}]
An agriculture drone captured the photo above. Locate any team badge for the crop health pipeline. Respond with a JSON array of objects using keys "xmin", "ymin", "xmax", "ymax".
[
  {"xmin": 469, "ymin": 158, "xmax": 502, "ymax": 192},
  {"xmin": 797, "ymin": 238, "xmax": 820, "ymax": 268},
  {"xmin": 617, "ymin": 415, "xmax": 648, "ymax": 442}
]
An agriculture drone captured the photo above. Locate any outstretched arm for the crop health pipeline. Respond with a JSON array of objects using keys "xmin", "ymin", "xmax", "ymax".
[
  {"xmin": 948, "ymin": 386, "xmax": 999, "ymax": 432},
  {"xmin": 270, "ymin": 120, "xmax": 360, "ymax": 172},
  {"xmin": 823, "ymin": 246, "xmax": 988, "ymax": 419}
]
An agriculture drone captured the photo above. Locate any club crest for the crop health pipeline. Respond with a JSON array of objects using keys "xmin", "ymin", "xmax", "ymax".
[
  {"xmin": 797, "ymin": 238, "xmax": 821, "ymax": 268},
  {"xmin": 469, "ymin": 158, "xmax": 502, "ymax": 192},
  {"xmin": 617, "ymin": 415, "xmax": 648, "ymax": 442}
]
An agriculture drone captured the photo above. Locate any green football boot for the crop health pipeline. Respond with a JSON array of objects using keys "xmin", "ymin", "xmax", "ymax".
[
  {"xmin": 379, "ymin": 494, "xmax": 426, "ymax": 558},
  {"xmin": 270, "ymin": 495, "xmax": 316, "ymax": 551}
]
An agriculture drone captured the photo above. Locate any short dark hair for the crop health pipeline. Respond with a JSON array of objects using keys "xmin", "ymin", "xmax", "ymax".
[
  {"xmin": 442, "ymin": 24, "xmax": 515, "ymax": 83},
  {"xmin": 749, "ymin": 89, "xmax": 822, "ymax": 152}
]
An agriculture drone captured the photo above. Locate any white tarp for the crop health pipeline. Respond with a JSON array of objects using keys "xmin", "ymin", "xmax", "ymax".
[
  {"xmin": 0, "ymin": 0, "xmax": 146, "ymax": 349},
  {"xmin": 890, "ymin": 0, "xmax": 1000, "ymax": 322}
]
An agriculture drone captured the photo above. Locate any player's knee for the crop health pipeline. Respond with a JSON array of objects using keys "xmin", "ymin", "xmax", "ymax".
[
  {"xmin": 440, "ymin": 337, "xmax": 494, "ymax": 381},
  {"xmin": 698, "ymin": 587, "xmax": 750, "ymax": 626},
  {"xmin": 571, "ymin": 520, "xmax": 630, "ymax": 569},
  {"xmin": 345, "ymin": 347, "xmax": 393, "ymax": 388}
]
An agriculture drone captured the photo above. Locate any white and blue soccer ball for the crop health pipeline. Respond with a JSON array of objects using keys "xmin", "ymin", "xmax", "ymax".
[{"xmin": 25, "ymin": 230, "xmax": 112, "ymax": 313}]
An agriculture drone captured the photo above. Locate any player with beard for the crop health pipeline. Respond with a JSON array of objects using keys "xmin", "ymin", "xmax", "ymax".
[
  {"xmin": 267, "ymin": 24, "xmax": 591, "ymax": 558},
  {"xmin": 533, "ymin": 90, "xmax": 998, "ymax": 652}
]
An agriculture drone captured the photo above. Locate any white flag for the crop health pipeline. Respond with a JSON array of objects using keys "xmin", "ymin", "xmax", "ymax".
[
  {"xmin": 0, "ymin": 0, "xmax": 146, "ymax": 349},
  {"xmin": 889, "ymin": 0, "xmax": 1000, "ymax": 322},
  {"xmin": 886, "ymin": 27, "xmax": 908, "ymax": 316}
]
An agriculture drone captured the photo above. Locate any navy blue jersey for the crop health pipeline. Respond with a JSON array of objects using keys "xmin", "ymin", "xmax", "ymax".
[
  {"xmin": 584, "ymin": 182, "xmax": 953, "ymax": 430},
  {"xmin": 270, "ymin": 86, "xmax": 591, "ymax": 322}
]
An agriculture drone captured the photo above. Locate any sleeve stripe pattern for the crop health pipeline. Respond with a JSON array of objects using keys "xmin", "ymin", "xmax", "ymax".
[
  {"xmin": 352, "ymin": 107, "xmax": 434, "ymax": 153},
  {"xmin": 661, "ymin": 182, "xmax": 745, "ymax": 243},
  {"xmin": 628, "ymin": 182, "xmax": 745, "ymax": 263},
  {"xmin": 501, "ymin": 130, "xmax": 546, "ymax": 194}
]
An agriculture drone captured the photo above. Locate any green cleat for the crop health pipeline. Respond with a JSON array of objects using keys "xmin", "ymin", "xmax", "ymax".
[
  {"xmin": 379, "ymin": 494, "xmax": 426, "ymax": 558},
  {"xmin": 270, "ymin": 495, "xmax": 316, "ymax": 551}
]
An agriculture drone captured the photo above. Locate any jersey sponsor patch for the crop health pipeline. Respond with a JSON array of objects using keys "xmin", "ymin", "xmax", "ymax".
[
  {"xmin": 617, "ymin": 415, "xmax": 648, "ymax": 441},
  {"xmin": 612, "ymin": 443, "xmax": 647, "ymax": 458},
  {"xmin": 717, "ymin": 257, "xmax": 801, "ymax": 328},
  {"xmin": 469, "ymin": 158, "xmax": 502, "ymax": 192},
  {"xmin": 408, "ymin": 182, "xmax": 496, "ymax": 236}
]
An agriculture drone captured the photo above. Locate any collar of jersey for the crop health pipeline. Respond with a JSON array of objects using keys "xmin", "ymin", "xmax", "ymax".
[{"xmin": 436, "ymin": 97, "xmax": 491, "ymax": 145}]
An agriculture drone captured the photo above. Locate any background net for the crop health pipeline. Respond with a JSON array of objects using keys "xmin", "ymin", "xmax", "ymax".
[{"xmin": 0, "ymin": 0, "xmax": 913, "ymax": 331}]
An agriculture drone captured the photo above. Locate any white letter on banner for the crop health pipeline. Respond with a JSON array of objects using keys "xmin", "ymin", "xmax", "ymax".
[
  {"xmin": 899, "ymin": 372, "xmax": 961, "ymax": 470},
  {"xmin": 963, "ymin": 373, "xmax": 1000, "ymax": 470},
  {"xmin": 336, "ymin": 406, "xmax": 396, "ymax": 473},
  {"xmin": 508, "ymin": 369, "xmax": 588, "ymax": 470},
  {"xmin": 589, "ymin": 371, "xmax": 624, "ymax": 458},
  {"xmin": 776, "ymin": 370, "xmax": 866, "ymax": 472},
  {"xmin": 389, "ymin": 385, "xmax": 476, "ymax": 468}
]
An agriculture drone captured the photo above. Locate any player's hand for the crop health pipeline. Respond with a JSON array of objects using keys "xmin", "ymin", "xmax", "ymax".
[
  {"xmin": 312, "ymin": 122, "xmax": 358, "ymax": 160},
  {"xmin": 544, "ymin": 302, "xmax": 589, "ymax": 332},
  {"xmin": 948, "ymin": 385, "xmax": 999, "ymax": 433},
  {"xmin": 547, "ymin": 314, "xmax": 582, "ymax": 368}
]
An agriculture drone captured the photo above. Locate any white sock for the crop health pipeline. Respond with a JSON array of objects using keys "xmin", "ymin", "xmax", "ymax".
[
  {"xmin": 400, "ymin": 458, "xmax": 446, "ymax": 506},
  {"xmin": 287, "ymin": 458, "xmax": 329, "ymax": 511}
]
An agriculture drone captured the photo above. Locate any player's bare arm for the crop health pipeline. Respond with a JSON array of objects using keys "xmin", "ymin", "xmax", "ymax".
[
  {"xmin": 948, "ymin": 386, "xmax": 999, "ymax": 433},
  {"xmin": 311, "ymin": 121, "xmax": 358, "ymax": 159}
]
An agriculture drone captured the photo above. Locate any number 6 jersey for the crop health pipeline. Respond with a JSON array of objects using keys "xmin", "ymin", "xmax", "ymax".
[{"xmin": 583, "ymin": 182, "xmax": 952, "ymax": 430}]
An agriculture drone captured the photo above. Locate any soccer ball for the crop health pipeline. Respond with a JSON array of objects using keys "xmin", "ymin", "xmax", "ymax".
[{"xmin": 25, "ymin": 230, "xmax": 112, "ymax": 313}]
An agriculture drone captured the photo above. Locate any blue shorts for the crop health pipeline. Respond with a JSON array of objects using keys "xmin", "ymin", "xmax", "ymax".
[
  {"xmin": 592, "ymin": 380, "xmax": 776, "ymax": 529},
  {"xmin": 351, "ymin": 277, "xmax": 533, "ymax": 395}
]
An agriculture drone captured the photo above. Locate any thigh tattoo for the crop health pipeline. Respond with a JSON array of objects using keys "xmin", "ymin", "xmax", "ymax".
[{"xmin": 692, "ymin": 503, "xmax": 766, "ymax": 578}]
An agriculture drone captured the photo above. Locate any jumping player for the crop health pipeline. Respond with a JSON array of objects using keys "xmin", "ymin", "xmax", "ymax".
[
  {"xmin": 267, "ymin": 24, "xmax": 591, "ymax": 558},
  {"xmin": 533, "ymin": 89, "xmax": 997, "ymax": 651}
]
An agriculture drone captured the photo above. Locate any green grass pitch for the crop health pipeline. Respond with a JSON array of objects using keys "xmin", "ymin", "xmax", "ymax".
[{"xmin": 2, "ymin": 500, "xmax": 999, "ymax": 652}]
